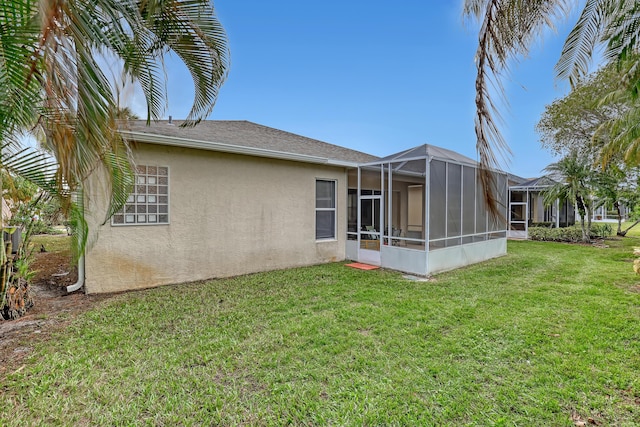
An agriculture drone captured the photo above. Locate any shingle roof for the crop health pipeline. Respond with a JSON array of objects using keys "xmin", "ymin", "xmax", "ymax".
[
  {"xmin": 511, "ymin": 176, "xmax": 557, "ymax": 188},
  {"xmin": 506, "ymin": 173, "xmax": 529, "ymax": 186},
  {"xmin": 374, "ymin": 143, "xmax": 478, "ymax": 166},
  {"xmin": 123, "ymin": 120, "xmax": 378, "ymax": 164}
]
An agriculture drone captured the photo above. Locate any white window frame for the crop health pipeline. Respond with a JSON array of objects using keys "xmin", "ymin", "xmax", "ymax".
[
  {"xmin": 315, "ymin": 179, "xmax": 337, "ymax": 240},
  {"xmin": 111, "ymin": 165, "xmax": 170, "ymax": 226}
]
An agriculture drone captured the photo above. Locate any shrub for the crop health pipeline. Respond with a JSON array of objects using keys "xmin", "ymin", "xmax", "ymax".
[
  {"xmin": 529, "ymin": 227, "xmax": 583, "ymax": 242},
  {"xmin": 29, "ymin": 220, "xmax": 63, "ymax": 235},
  {"xmin": 528, "ymin": 224, "xmax": 613, "ymax": 242},
  {"xmin": 589, "ymin": 223, "xmax": 613, "ymax": 239},
  {"xmin": 530, "ymin": 221, "xmax": 554, "ymax": 228}
]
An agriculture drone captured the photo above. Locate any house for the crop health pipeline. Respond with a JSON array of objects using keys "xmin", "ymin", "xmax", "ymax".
[
  {"xmin": 591, "ymin": 202, "xmax": 629, "ymax": 223},
  {"xmin": 81, "ymin": 120, "xmax": 508, "ymax": 294},
  {"xmin": 508, "ymin": 176, "xmax": 576, "ymax": 239}
]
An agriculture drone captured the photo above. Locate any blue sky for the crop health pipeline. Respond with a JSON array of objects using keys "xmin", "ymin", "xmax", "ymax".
[{"xmin": 135, "ymin": 1, "xmax": 590, "ymax": 179}]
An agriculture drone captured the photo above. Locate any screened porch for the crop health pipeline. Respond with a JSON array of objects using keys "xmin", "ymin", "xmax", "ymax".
[{"xmin": 345, "ymin": 144, "xmax": 508, "ymax": 276}]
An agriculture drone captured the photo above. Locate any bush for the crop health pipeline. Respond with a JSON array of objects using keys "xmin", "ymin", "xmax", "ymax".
[
  {"xmin": 29, "ymin": 220, "xmax": 63, "ymax": 235},
  {"xmin": 530, "ymin": 221, "xmax": 554, "ymax": 228},
  {"xmin": 528, "ymin": 224, "xmax": 613, "ymax": 242},
  {"xmin": 529, "ymin": 227, "xmax": 583, "ymax": 242},
  {"xmin": 590, "ymin": 223, "xmax": 613, "ymax": 239}
]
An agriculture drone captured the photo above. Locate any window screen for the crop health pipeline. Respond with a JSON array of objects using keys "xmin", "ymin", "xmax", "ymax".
[
  {"xmin": 316, "ymin": 180, "xmax": 336, "ymax": 239},
  {"xmin": 462, "ymin": 166, "xmax": 476, "ymax": 236},
  {"xmin": 447, "ymin": 163, "xmax": 461, "ymax": 238},
  {"xmin": 429, "ymin": 160, "xmax": 446, "ymax": 240}
]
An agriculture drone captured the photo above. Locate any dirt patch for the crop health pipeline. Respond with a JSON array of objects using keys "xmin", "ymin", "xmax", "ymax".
[
  {"xmin": 0, "ymin": 250, "xmax": 111, "ymax": 379},
  {"xmin": 31, "ymin": 249, "xmax": 78, "ymax": 290}
]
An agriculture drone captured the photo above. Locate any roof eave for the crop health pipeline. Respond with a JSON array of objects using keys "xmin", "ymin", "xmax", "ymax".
[
  {"xmin": 509, "ymin": 185, "xmax": 551, "ymax": 190},
  {"xmin": 121, "ymin": 131, "xmax": 360, "ymax": 168}
]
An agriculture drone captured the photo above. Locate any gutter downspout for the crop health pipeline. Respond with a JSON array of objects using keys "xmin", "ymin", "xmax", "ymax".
[
  {"xmin": 66, "ymin": 253, "xmax": 84, "ymax": 293},
  {"xmin": 66, "ymin": 187, "xmax": 85, "ymax": 293}
]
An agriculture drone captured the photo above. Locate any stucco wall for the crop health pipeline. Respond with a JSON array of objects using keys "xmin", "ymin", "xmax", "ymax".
[{"xmin": 84, "ymin": 143, "xmax": 348, "ymax": 293}]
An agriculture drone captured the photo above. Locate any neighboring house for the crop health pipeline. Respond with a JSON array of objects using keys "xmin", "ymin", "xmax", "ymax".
[
  {"xmin": 82, "ymin": 120, "xmax": 508, "ymax": 294},
  {"xmin": 591, "ymin": 202, "xmax": 629, "ymax": 223},
  {"xmin": 508, "ymin": 176, "xmax": 576, "ymax": 239}
]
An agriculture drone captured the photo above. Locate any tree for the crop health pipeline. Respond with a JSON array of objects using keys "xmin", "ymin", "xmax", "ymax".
[
  {"xmin": 463, "ymin": 0, "xmax": 640, "ymax": 211},
  {"xmin": 535, "ymin": 58, "xmax": 640, "ymax": 236},
  {"xmin": 115, "ymin": 107, "xmax": 141, "ymax": 121},
  {"xmin": 0, "ymin": 1, "xmax": 229, "ymax": 316},
  {"xmin": 535, "ymin": 55, "xmax": 640, "ymax": 237},
  {"xmin": 1, "ymin": 1, "xmax": 230, "ymax": 220},
  {"xmin": 536, "ymin": 59, "xmax": 634, "ymax": 161},
  {"xmin": 543, "ymin": 153, "xmax": 593, "ymax": 243},
  {"xmin": 2, "ymin": 171, "xmax": 39, "ymax": 215},
  {"xmin": 591, "ymin": 164, "xmax": 640, "ymax": 235},
  {"xmin": 0, "ymin": 147, "xmax": 61, "ymax": 319}
]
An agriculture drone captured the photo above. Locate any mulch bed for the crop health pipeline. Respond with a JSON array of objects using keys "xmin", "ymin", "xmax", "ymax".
[{"xmin": 0, "ymin": 250, "xmax": 109, "ymax": 379}]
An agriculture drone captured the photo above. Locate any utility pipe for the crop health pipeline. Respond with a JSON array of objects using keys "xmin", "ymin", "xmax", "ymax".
[{"xmin": 66, "ymin": 253, "xmax": 84, "ymax": 293}]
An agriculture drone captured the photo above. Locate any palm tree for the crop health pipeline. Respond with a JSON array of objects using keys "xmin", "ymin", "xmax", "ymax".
[
  {"xmin": 115, "ymin": 107, "xmax": 141, "ymax": 121},
  {"xmin": 543, "ymin": 153, "xmax": 593, "ymax": 242},
  {"xmin": 0, "ymin": 144, "xmax": 62, "ymax": 319},
  {"xmin": 1, "ymin": 0, "xmax": 230, "ymax": 221},
  {"xmin": 463, "ymin": 0, "xmax": 639, "ymax": 213},
  {"xmin": 0, "ymin": 1, "xmax": 229, "ymax": 315}
]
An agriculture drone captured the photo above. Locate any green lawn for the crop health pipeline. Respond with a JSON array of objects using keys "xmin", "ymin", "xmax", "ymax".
[
  {"xmin": 29, "ymin": 233, "xmax": 72, "ymax": 256},
  {"xmin": 623, "ymin": 220, "xmax": 640, "ymax": 238},
  {"xmin": 2, "ymin": 238, "xmax": 640, "ymax": 425}
]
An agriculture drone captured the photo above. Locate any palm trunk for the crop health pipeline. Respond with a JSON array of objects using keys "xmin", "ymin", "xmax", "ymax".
[
  {"xmin": 619, "ymin": 219, "xmax": 640, "ymax": 237},
  {"xmin": 576, "ymin": 196, "xmax": 589, "ymax": 242},
  {"xmin": 614, "ymin": 201, "xmax": 622, "ymax": 235},
  {"xmin": 586, "ymin": 201, "xmax": 592, "ymax": 241},
  {"xmin": 0, "ymin": 167, "xmax": 6, "ymax": 310}
]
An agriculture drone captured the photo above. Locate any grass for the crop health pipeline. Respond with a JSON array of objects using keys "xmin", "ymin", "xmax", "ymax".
[
  {"xmin": 29, "ymin": 233, "xmax": 72, "ymax": 257},
  {"xmin": 622, "ymin": 220, "xmax": 640, "ymax": 238},
  {"xmin": 1, "ymin": 238, "xmax": 640, "ymax": 425}
]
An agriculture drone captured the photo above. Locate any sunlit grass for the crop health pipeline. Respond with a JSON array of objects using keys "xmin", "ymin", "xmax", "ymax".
[
  {"xmin": 29, "ymin": 234, "xmax": 71, "ymax": 257},
  {"xmin": 622, "ymin": 220, "xmax": 640, "ymax": 238},
  {"xmin": 1, "ymin": 238, "xmax": 639, "ymax": 425}
]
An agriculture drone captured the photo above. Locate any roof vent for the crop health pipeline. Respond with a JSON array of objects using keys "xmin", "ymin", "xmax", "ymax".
[{"xmin": 168, "ymin": 115, "xmax": 173, "ymax": 125}]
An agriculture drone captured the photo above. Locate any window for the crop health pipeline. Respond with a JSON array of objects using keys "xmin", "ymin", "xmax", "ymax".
[
  {"xmin": 112, "ymin": 165, "xmax": 169, "ymax": 226},
  {"xmin": 316, "ymin": 180, "xmax": 336, "ymax": 240}
]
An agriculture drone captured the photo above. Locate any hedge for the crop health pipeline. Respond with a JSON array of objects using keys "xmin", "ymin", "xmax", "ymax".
[{"xmin": 528, "ymin": 224, "xmax": 613, "ymax": 242}]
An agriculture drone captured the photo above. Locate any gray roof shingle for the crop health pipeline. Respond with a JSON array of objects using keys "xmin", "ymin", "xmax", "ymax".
[
  {"xmin": 375, "ymin": 143, "xmax": 478, "ymax": 166},
  {"xmin": 512, "ymin": 176, "xmax": 557, "ymax": 188},
  {"xmin": 123, "ymin": 120, "xmax": 378, "ymax": 164}
]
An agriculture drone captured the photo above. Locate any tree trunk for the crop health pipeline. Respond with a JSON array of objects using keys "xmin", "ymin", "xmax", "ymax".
[
  {"xmin": 576, "ymin": 196, "xmax": 590, "ymax": 243},
  {"xmin": 0, "ymin": 167, "xmax": 6, "ymax": 310},
  {"xmin": 586, "ymin": 203, "xmax": 592, "ymax": 241},
  {"xmin": 619, "ymin": 219, "xmax": 640, "ymax": 237},
  {"xmin": 614, "ymin": 201, "xmax": 622, "ymax": 235},
  {"xmin": 1, "ymin": 277, "xmax": 33, "ymax": 320}
]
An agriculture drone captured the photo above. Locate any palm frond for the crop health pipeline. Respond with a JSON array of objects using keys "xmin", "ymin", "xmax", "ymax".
[
  {"xmin": 138, "ymin": 0, "xmax": 230, "ymax": 125},
  {"xmin": 465, "ymin": 0, "xmax": 569, "ymax": 217},
  {"xmin": 601, "ymin": 105, "xmax": 640, "ymax": 164},
  {"xmin": 556, "ymin": 0, "xmax": 616, "ymax": 86},
  {"xmin": 1, "ymin": 0, "xmax": 229, "ymax": 242},
  {"xmin": 0, "ymin": 1, "xmax": 42, "ymax": 141},
  {"xmin": 542, "ymin": 153, "xmax": 592, "ymax": 217},
  {"xmin": 604, "ymin": 0, "xmax": 640, "ymax": 62}
]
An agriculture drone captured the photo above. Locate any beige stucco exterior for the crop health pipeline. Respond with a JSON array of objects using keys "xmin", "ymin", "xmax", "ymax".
[{"xmin": 84, "ymin": 142, "xmax": 348, "ymax": 294}]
